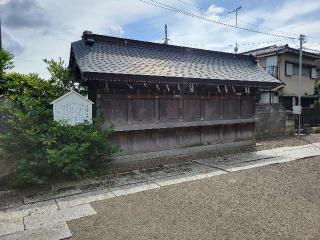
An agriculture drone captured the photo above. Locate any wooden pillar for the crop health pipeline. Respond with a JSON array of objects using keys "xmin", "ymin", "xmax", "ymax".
[
  {"xmin": 155, "ymin": 96, "xmax": 159, "ymax": 123},
  {"xmin": 179, "ymin": 96, "xmax": 183, "ymax": 121},
  {"xmin": 237, "ymin": 95, "xmax": 241, "ymax": 118},
  {"xmin": 127, "ymin": 96, "xmax": 132, "ymax": 125},
  {"xmin": 220, "ymin": 96, "xmax": 223, "ymax": 120},
  {"xmin": 200, "ymin": 96, "xmax": 204, "ymax": 121}
]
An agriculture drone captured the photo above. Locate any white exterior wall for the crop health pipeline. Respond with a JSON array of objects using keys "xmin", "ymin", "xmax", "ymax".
[
  {"xmin": 259, "ymin": 92, "xmax": 279, "ymax": 104},
  {"xmin": 266, "ymin": 56, "xmax": 277, "ymax": 67},
  {"xmin": 259, "ymin": 92, "xmax": 271, "ymax": 104},
  {"xmin": 278, "ymin": 54, "xmax": 317, "ymax": 96}
]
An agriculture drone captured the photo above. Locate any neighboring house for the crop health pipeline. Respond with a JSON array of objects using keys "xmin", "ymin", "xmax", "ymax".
[
  {"xmin": 243, "ymin": 45, "xmax": 320, "ymax": 109},
  {"xmin": 69, "ymin": 31, "xmax": 281, "ymax": 156}
]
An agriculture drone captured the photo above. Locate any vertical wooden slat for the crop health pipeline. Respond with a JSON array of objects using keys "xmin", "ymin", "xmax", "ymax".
[
  {"xmin": 200, "ymin": 97, "xmax": 204, "ymax": 120},
  {"xmin": 127, "ymin": 96, "xmax": 132, "ymax": 124},
  {"xmin": 220, "ymin": 96, "xmax": 223, "ymax": 120},
  {"xmin": 179, "ymin": 96, "xmax": 183, "ymax": 121},
  {"xmin": 237, "ymin": 96, "xmax": 241, "ymax": 118},
  {"xmin": 155, "ymin": 96, "xmax": 159, "ymax": 123}
]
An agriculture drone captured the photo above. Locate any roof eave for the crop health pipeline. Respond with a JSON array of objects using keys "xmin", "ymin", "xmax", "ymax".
[{"xmin": 81, "ymin": 72, "xmax": 281, "ymax": 88}]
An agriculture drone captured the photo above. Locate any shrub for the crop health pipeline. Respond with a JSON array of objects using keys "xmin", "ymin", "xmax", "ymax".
[
  {"xmin": 0, "ymin": 59, "xmax": 118, "ymax": 187},
  {"xmin": 0, "ymin": 49, "xmax": 14, "ymax": 75}
]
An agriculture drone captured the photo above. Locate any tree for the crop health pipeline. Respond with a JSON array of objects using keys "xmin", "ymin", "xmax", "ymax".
[
  {"xmin": 43, "ymin": 58, "xmax": 86, "ymax": 93},
  {"xmin": 0, "ymin": 49, "xmax": 14, "ymax": 95},
  {"xmin": 0, "ymin": 59, "xmax": 118, "ymax": 186},
  {"xmin": 0, "ymin": 49, "xmax": 14, "ymax": 75}
]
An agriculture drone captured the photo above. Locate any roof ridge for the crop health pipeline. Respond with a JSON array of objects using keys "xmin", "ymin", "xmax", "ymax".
[
  {"xmin": 80, "ymin": 31, "xmax": 255, "ymax": 61},
  {"xmin": 242, "ymin": 44, "xmax": 320, "ymax": 58}
]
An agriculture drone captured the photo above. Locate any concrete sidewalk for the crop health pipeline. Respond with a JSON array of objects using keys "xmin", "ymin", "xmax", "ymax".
[{"xmin": 1, "ymin": 142, "xmax": 320, "ymax": 239}]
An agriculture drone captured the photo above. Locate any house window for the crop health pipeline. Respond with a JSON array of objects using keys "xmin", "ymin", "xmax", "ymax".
[
  {"xmin": 265, "ymin": 66, "xmax": 278, "ymax": 78},
  {"xmin": 292, "ymin": 64, "xmax": 311, "ymax": 77},
  {"xmin": 285, "ymin": 63, "xmax": 293, "ymax": 76},
  {"xmin": 311, "ymin": 67, "xmax": 317, "ymax": 79}
]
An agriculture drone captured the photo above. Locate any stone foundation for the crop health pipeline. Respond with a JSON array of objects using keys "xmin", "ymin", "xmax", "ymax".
[{"xmin": 256, "ymin": 103, "xmax": 295, "ymax": 138}]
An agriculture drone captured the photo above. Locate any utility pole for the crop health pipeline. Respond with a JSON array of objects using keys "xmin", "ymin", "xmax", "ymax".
[
  {"xmin": 0, "ymin": 18, "xmax": 2, "ymax": 50},
  {"xmin": 297, "ymin": 34, "xmax": 306, "ymax": 134},
  {"xmin": 229, "ymin": 6, "xmax": 241, "ymax": 53},
  {"xmin": 163, "ymin": 24, "xmax": 169, "ymax": 45}
]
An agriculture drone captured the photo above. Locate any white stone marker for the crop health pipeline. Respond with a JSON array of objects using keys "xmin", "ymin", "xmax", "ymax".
[{"xmin": 51, "ymin": 90, "xmax": 93, "ymax": 125}]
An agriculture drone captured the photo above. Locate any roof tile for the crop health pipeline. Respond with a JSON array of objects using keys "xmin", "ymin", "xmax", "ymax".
[{"xmin": 71, "ymin": 36, "xmax": 281, "ymax": 85}]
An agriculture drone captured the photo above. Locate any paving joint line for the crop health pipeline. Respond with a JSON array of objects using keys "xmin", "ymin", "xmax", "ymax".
[
  {"xmin": 54, "ymin": 198, "xmax": 60, "ymax": 210},
  {"xmin": 149, "ymin": 179, "xmax": 162, "ymax": 188},
  {"xmin": 208, "ymin": 166, "xmax": 231, "ymax": 173},
  {"xmin": 22, "ymin": 216, "xmax": 26, "ymax": 230},
  {"xmin": 109, "ymin": 180, "xmax": 152, "ymax": 197},
  {"xmin": 192, "ymin": 160, "xmax": 231, "ymax": 173},
  {"xmin": 144, "ymin": 173, "xmax": 184, "ymax": 182}
]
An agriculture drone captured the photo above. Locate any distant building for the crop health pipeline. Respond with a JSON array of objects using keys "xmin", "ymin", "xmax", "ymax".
[{"xmin": 243, "ymin": 45, "xmax": 320, "ymax": 109}]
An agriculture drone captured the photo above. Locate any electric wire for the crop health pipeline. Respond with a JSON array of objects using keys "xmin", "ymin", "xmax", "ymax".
[
  {"xmin": 138, "ymin": 0, "xmax": 296, "ymax": 40},
  {"xmin": 168, "ymin": 0, "xmax": 298, "ymax": 37}
]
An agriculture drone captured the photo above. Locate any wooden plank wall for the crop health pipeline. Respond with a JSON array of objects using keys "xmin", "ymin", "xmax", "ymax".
[
  {"xmin": 98, "ymin": 94, "xmax": 255, "ymax": 125},
  {"xmin": 97, "ymin": 94, "xmax": 255, "ymax": 153}
]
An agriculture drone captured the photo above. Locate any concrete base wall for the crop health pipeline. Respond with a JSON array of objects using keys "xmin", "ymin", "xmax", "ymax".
[
  {"xmin": 113, "ymin": 123, "xmax": 255, "ymax": 155},
  {"xmin": 256, "ymin": 103, "xmax": 295, "ymax": 138},
  {"xmin": 107, "ymin": 140, "xmax": 255, "ymax": 172}
]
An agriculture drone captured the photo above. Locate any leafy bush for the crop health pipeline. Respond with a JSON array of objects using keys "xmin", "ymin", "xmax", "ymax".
[
  {"xmin": 0, "ymin": 49, "xmax": 14, "ymax": 75},
  {"xmin": 0, "ymin": 58, "xmax": 118, "ymax": 186},
  {"xmin": 0, "ymin": 49, "xmax": 14, "ymax": 95}
]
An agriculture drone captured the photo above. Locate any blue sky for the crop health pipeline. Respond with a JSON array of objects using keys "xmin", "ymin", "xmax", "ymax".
[{"xmin": 0, "ymin": 0, "xmax": 319, "ymax": 78}]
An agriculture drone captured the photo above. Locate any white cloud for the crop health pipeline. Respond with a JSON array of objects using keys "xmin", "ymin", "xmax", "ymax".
[
  {"xmin": 164, "ymin": 0, "xmax": 320, "ymax": 53},
  {"xmin": 2, "ymin": 0, "xmax": 320, "ymax": 78},
  {"xmin": 205, "ymin": 4, "xmax": 225, "ymax": 16},
  {"xmin": 106, "ymin": 26, "xmax": 124, "ymax": 37},
  {"xmin": 2, "ymin": 0, "xmax": 162, "ymax": 77}
]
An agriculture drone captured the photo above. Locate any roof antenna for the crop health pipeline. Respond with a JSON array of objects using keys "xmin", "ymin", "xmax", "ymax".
[
  {"xmin": 229, "ymin": 6, "xmax": 241, "ymax": 53},
  {"xmin": 163, "ymin": 24, "xmax": 169, "ymax": 45}
]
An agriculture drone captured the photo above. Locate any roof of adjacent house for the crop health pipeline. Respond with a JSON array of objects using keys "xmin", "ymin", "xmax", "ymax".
[
  {"xmin": 242, "ymin": 44, "xmax": 320, "ymax": 59},
  {"xmin": 69, "ymin": 31, "xmax": 281, "ymax": 87}
]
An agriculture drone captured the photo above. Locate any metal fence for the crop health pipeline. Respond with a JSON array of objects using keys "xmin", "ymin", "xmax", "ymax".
[{"xmin": 296, "ymin": 107, "xmax": 320, "ymax": 127}]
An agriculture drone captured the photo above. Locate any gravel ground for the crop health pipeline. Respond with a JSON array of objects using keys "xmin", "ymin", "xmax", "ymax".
[{"xmin": 68, "ymin": 156, "xmax": 320, "ymax": 240}]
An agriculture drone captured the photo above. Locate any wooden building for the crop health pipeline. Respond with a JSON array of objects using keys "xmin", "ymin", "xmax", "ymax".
[{"xmin": 69, "ymin": 31, "xmax": 281, "ymax": 155}]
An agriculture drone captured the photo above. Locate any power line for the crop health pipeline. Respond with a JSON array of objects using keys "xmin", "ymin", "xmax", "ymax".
[
  {"xmin": 303, "ymin": 47, "xmax": 320, "ymax": 53},
  {"xmin": 138, "ymin": 0, "xmax": 296, "ymax": 40},
  {"xmin": 174, "ymin": 0, "xmax": 206, "ymax": 11},
  {"xmin": 287, "ymin": 40, "xmax": 320, "ymax": 53},
  {"xmin": 169, "ymin": 38, "xmax": 287, "ymax": 51},
  {"xmin": 238, "ymin": 39, "xmax": 287, "ymax": 46},
  {"xmin": 169, "ymin": 0, "xmax": 298, "ymax": 37}
]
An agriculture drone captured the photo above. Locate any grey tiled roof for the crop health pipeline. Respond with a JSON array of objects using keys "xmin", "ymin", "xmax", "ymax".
[
  {"xmin": 243, "ymin": 44, "xmax": 320, "ymax": 59},
  {"xmin": 71, "ymin": 34, "xmax": 281, "ymax": 86}
]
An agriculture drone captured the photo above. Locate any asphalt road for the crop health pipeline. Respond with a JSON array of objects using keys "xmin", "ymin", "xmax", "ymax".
[{"xmin": 68, "ymin": 157, "xmax": 320, "ymax": 240}]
